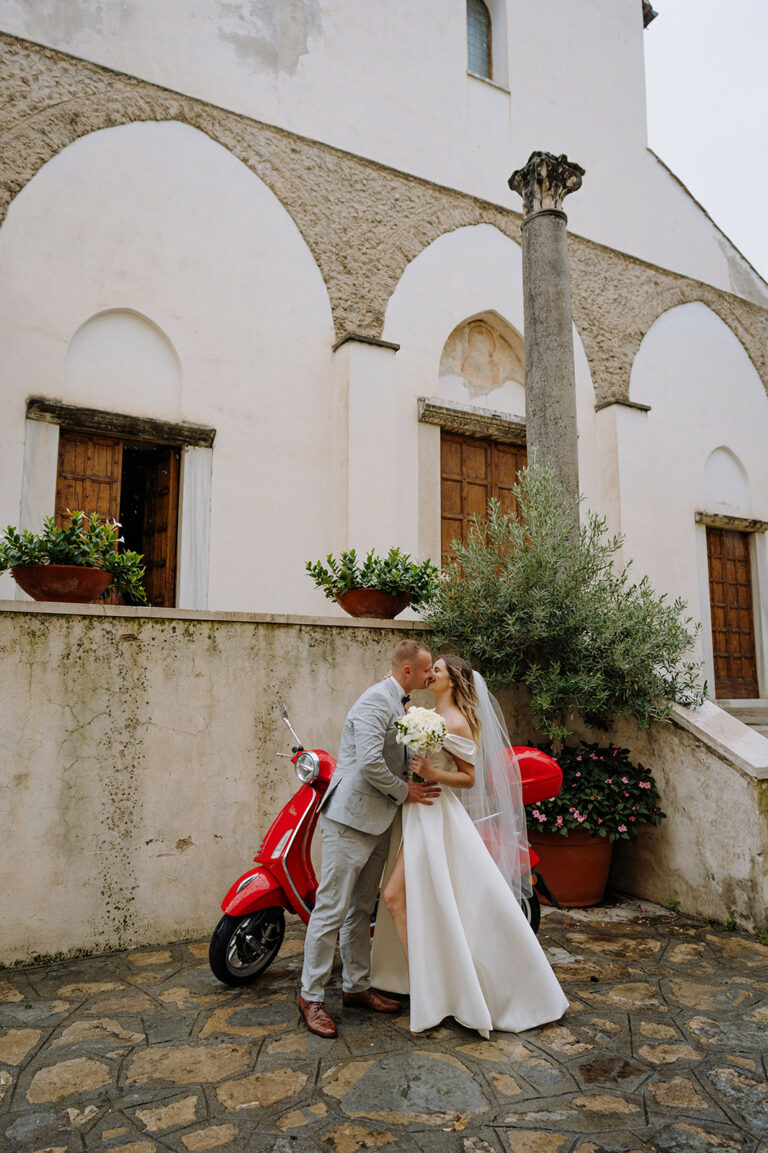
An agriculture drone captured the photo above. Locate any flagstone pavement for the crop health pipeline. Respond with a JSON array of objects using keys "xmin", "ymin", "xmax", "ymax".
[{"xmin": 1, "ymin": 898, "xmax": 766, "ymax": 1153}]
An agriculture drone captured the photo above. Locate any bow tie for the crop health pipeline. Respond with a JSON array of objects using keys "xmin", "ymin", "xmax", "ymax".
[{"xmin": 401, "ymin": 695, "xmax": 410, "ymax": 706}]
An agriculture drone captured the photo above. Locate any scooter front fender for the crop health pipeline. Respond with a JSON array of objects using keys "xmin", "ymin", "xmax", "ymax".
[{"xmin": 221, "ymin": 867, "xmax": 289, "ymax": 918}]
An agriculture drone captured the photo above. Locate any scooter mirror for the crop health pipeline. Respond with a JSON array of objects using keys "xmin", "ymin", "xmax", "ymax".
[{"xmin": 281, "ymin": 705, "xmax": 304, "ymax": 750}]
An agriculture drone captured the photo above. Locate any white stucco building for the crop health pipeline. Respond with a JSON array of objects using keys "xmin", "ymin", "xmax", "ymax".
[{"xmin": 1, "ymin": 0, "xmax": 767, "ymax": 702}]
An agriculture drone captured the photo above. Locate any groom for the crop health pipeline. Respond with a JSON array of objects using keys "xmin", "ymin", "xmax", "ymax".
[{"xmin": 299, "ymin": 639, "xmax": 439, "ymax": 1037}]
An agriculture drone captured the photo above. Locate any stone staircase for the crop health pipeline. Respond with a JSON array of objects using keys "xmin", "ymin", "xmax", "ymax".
[{"xmin": 717, "ymin": 699, "xmax": 768, "ymax": 739}]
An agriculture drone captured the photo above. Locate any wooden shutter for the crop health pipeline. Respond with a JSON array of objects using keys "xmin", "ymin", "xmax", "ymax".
[
  {"xmin": 55, "ymin": 430, "xmax": 122, "ymax": 524},
  {"xmin": 141, "ymin": 448, "xmax": 180, "ymax": 608},
  {"xmin": 706, "ymin": 527, "xmax": 759, "ymax": 698},
  {"xmin": 440, "ymin": 431, "xmax": 527, "ymax": 559}
]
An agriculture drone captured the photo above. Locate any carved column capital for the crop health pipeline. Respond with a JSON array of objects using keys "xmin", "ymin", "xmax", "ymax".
[
  {"xmin": 643, "ymin": 2, "xmax": 658, "ymax": 28},
  {"xmin": 508, "ymin": 151, "xmax": 585, "ymax": 219}
]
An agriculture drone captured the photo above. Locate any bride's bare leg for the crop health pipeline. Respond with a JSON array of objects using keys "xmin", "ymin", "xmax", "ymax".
[{"xmin": 381, "ymin": 846, "xmax": 408, "ymax": 965}]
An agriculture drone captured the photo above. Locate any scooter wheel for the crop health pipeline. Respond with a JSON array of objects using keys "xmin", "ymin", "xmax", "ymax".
[
  {"xmin": 518, "ymin": 889, "xmax": 541, "ymax": 935},
  {"xmin": 209, "ymin": 909, "xmax": 286, "ymax": 986}
]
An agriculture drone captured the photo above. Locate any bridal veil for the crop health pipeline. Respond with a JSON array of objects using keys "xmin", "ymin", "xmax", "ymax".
[{"xmin": 464, "ymin": 671, "xmax": 532, "ymax": 902}]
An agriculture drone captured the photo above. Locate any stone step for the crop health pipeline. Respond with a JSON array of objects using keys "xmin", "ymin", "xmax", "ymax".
[{"xmin": 717, "ymin": 699, "xmax": 768, "ymax": 726}]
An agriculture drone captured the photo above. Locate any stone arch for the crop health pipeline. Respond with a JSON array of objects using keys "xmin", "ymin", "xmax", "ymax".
[
  {"xmin": 385, "ymin": 223, "xmax": 594, "ymax": 422},
  {"xmin": 382, "ymin": 222, "xmax": 600, "ymax": 408},
  {"xmin": 628, "ymin": 299, "xmax": 766, "ymax": 413},
  {"xmin": 4, "ymin": 33, "xmax": 768, "ymax": 406},
  {"xmin": 642, "ymin": 285, "xmax": 768, "ymax": 393},
  {"xmin": 0, "ymin": 35, "xmax": 523, "ymax": 347},
  {"xmin": 569, "ymin": 238, "xmax": 768, "ymax": 405}
]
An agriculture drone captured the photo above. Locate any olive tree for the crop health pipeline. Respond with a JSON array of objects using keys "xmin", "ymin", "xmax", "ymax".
[{"xmin": 425, "ymin": 464, "xmax": 704, "ymax": 749}]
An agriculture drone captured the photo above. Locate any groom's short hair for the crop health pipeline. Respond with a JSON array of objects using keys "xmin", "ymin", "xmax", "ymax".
[{"xmin": 391, "ymin": 640, "xmax": 431, "ymax": 671}]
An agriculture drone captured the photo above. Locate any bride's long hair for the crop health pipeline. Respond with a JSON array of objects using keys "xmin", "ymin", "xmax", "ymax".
[{"xmin": 442, "ymin": 654, "xmax": 481, "ymax": 740}]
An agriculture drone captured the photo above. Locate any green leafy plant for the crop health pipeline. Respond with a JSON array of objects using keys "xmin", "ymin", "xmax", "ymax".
[
  {"xmin": 425, "ymin": 463, "xmax": 704, "ymax": 748},
  {"xmin": 0, "ymin": 511, "xmax": 149, "ymax": 605},
  {"xmin": 527, "ymin": 741, "xmax": 665, "ymax": 842},
  {"xmin": 306, "ymin": 547, "xmax": 439, "ymax": 608}
]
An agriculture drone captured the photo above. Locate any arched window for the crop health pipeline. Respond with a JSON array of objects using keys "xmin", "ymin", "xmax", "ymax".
[{"xmin": 467, "ymin": 0, "xmax": 492, "ymax": 79}]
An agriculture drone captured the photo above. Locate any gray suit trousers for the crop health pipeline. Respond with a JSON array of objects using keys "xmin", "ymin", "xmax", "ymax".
[{"xmin": 300, "ymin": 813, "xmax": 391, "ymax": 1001}]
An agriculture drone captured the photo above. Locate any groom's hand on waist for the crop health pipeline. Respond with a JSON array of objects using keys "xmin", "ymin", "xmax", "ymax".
[{"xmin": 406, "ymin": 780, "xmax": 441, "ymax": 805}]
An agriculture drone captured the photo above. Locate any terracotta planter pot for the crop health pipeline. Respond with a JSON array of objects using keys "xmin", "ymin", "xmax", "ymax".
[
  {"xmin": 11, "ymin": 564, "xmax": 113, "ymax": 604},
  {"xmin": 529, "ymin": 827, "xmax": 614, "ymax": 908},
  {"xmin": 335, "ymin": 589, "xmax": 411, "ymax": 619}
]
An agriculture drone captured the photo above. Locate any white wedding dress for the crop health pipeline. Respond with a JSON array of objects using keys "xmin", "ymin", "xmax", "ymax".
[{"xmin": 370, "ymin": 733, "xmax": 569, "ymax": 1037}]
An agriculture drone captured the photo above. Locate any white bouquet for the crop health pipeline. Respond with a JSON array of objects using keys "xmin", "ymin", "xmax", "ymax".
[{"xmin": 395, "ymin": 707, "xmax": 446, "ymax": 756}]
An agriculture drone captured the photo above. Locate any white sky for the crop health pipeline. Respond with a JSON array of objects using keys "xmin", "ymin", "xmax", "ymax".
[{"xmin": 643, "ymin": 0, "xmax": 768, "ymax": 283}]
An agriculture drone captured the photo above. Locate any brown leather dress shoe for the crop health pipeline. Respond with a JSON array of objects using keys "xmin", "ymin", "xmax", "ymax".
[
  {"xmin": 342, "ymin": 987, "xmax": 401, "ymax": 1013},
  {"xmin": 298, "ymin": 995, "xmax": 337, "ymax": 1038}
]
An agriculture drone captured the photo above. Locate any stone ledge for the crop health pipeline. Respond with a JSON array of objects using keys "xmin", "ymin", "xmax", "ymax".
[
  {"xmin": 466, "ymin": 70, "xmax": 511, "ymax": 94},
  {"xmin": 0, "ymin": 600, "xmax": 430, "ymax": 630},
  {"xmin": 26, "ymin": 396, "xmax": 216, "ymax": 447},
  {"xmin": 595, "ymin": 398, "xmax": 652, "ymax": 414},
  {"xmin": 694, "ymin": 511, "xmax": 768, "ymax": 533},
  {"xmin": 418, "ymin": 397, "xmax": 526, "ymax": 443},
  {"xmin": 332, "ymin": 333, "xmax": 400, "ymax": 353},
  {"xmin": 671, "ymin": 700, "xmax": 768, "ymax": 780}
]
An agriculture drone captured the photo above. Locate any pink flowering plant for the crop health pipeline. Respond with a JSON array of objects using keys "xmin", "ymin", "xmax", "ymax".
[{"xmin": 528, "ymin": 741, "xmax": 665, "ymax": 843}]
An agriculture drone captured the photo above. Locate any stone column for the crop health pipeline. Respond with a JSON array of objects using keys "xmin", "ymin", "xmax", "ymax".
[{"xmin": 508, "ymin": 151, "xmax": 584, "ymax": 518}]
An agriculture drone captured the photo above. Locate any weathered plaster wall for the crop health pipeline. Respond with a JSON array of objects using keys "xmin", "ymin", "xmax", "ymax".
[
  {"xmin": 2, "ymin": 606, "xmax": 767, "ymax": 967},
  {"xmin": 621, "ymin": 302, "xmax": 768, "ymax": 691},
  {"xmin": 0, "ymin": 0, "xmax": 763, "ymax": 305},
  {"xmin": 1, "ymin": 36, "xmax": 767, "ymax": 628},
  {"xmin": 381, "ymin": 223, "xmax": 600, "ymax": 563},
  {"xmin": 0, "ymin": 118, "xmax": 342, "ymax": 614},
  {"xmin": 579, "ymin": 705, "xmax": 768, "ymax": 934},
  {"xmin": 495, "ymin": 688, "xmax": 768, "ymax": 934},
  {"xmin": 0, "ymin": 604, "xmax": 430, "ymax": 965},
  {"xmin": 2, "ymin": 34, "xmax": 768, "ymax": 405}
]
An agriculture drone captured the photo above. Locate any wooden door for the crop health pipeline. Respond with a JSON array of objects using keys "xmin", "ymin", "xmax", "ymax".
[
  {"xmin": 440, "ymin": 431, "xmax": 527, "ymax": 558},
  {"xmin": 55, "ymin": 430, "xmax": 180, "ymax": 607},
  {"xmin": 493, "ymin": 441, "xmax": 528, "ymax": 519},
  {"xmin": 141, "ymin": 448, "xmax": 180, "ymax": 607},
  {"xmin": 706, "ymin": 527, "xmax": 759, "ymax": 698},
  {"xmin": 55, "ymin": 430, "xmax": 122, "ymax": 524},
  {"xmin": 441, "ymin": 433, "xmax": 490, "ymax": 558}
]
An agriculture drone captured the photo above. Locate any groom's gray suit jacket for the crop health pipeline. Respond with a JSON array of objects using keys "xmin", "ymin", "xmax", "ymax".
[{"xmin": 320, "ymin": 676, "xmax": 411, "ymax": 835}]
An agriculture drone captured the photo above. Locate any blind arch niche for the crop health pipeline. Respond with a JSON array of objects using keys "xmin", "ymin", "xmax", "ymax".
[{"xmin": 439, "ymin": 311, "xmax": 525, "ymax": 416}]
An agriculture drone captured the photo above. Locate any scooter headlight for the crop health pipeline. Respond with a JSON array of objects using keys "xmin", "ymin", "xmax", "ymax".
[{"xmin": 295, "ymin": 751, "xmax": 320, "ymax": 784}]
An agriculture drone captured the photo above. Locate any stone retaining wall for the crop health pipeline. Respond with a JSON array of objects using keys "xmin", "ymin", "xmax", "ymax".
[
  {"xmin": 1, "ymin": 605, "xmax": 766, "ymax": 966},
  {"xmin": 581, "ymin": 705, "xmax": 768, "ymax": 934},
  {"xmin": 0, "ymin": 603, "xmax": 428, "ymax": 965}
]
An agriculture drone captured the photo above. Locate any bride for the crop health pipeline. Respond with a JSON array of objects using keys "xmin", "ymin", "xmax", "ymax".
[{"xmin": 370, "ymin": 654, "xmax": 568, "ymax": 1037}]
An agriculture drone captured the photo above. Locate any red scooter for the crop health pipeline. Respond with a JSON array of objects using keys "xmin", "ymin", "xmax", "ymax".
[{"xmin": 209, "ymin": 709, "xmax": 563, "ymax": 987}]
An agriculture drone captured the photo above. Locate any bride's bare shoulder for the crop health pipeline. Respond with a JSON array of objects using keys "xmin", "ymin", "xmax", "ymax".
[{"xmin": 440, "ymin": 708, "xmax": 472, "ymax": 741}]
